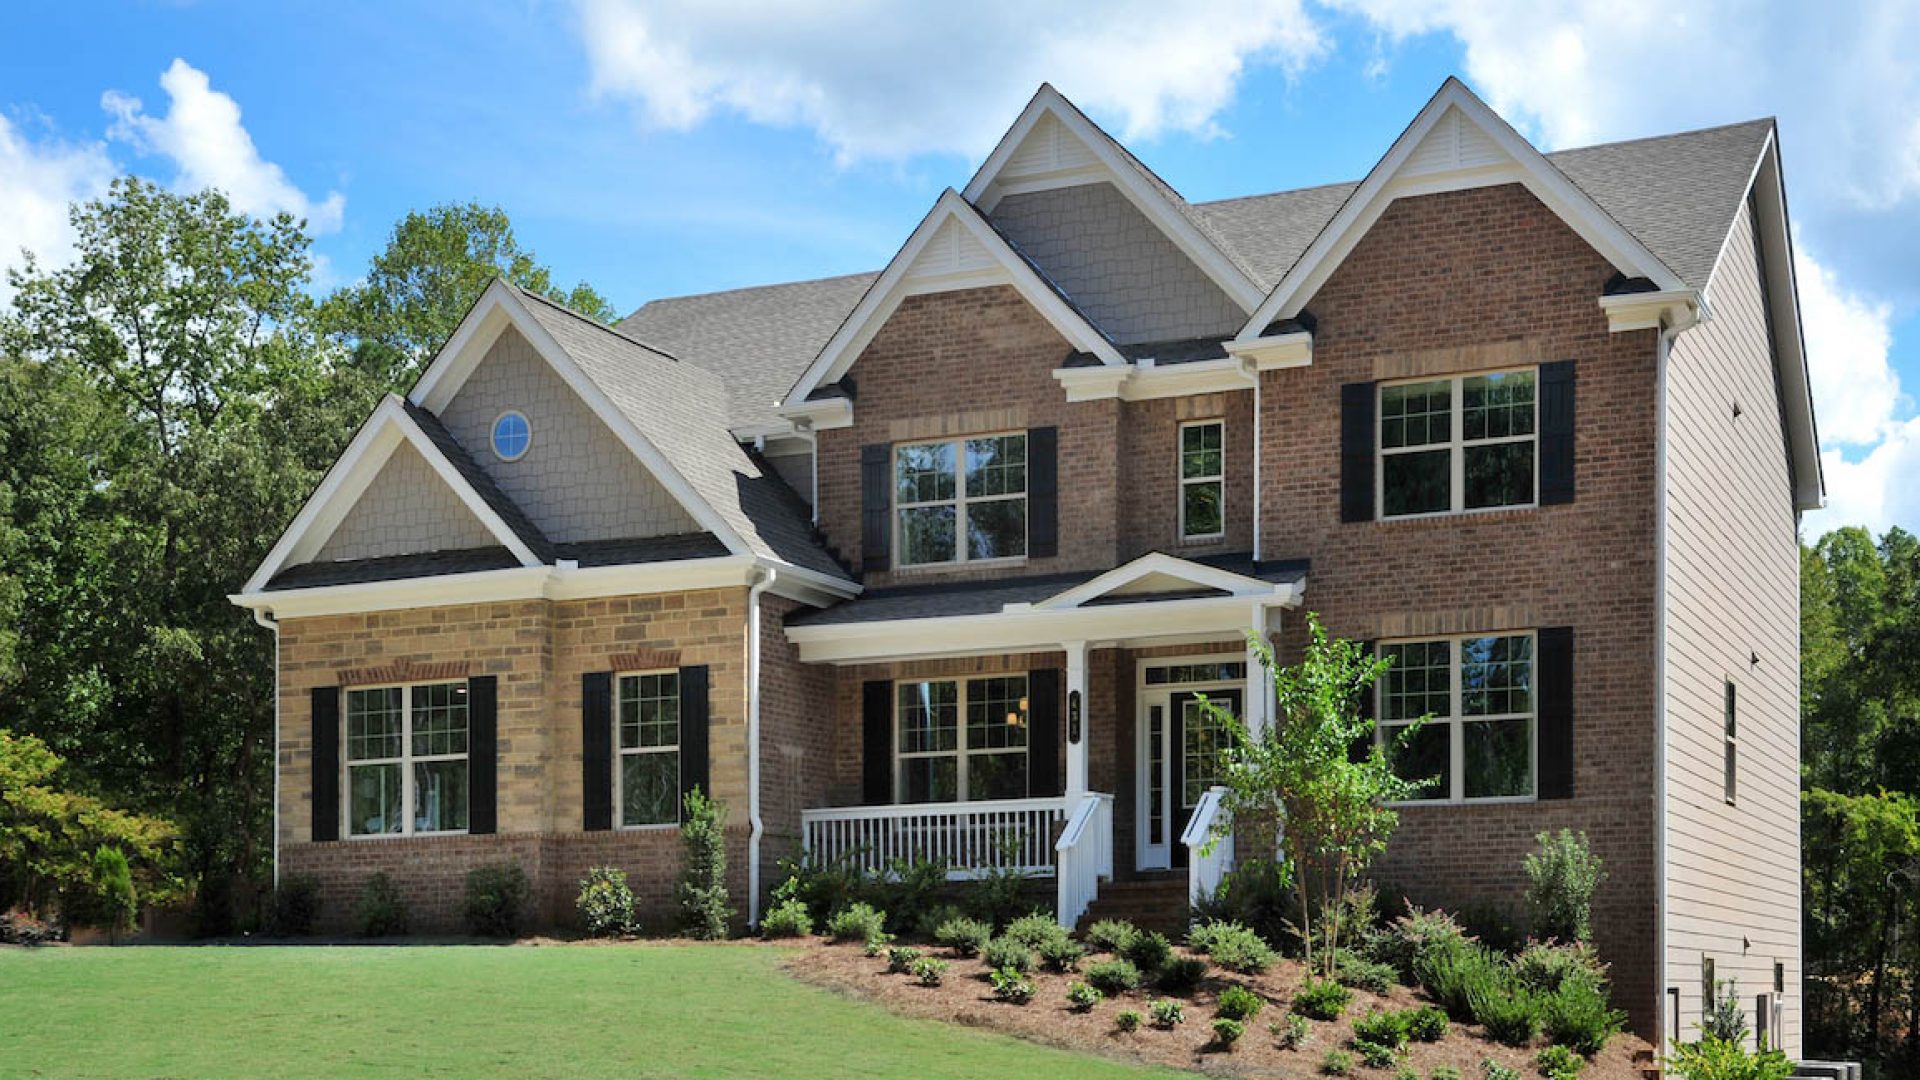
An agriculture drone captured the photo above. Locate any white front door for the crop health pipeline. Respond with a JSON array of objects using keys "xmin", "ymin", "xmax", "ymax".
[{"xmin": 1134, "ymin": 656, "xmax": 1245, "ymax": 872}]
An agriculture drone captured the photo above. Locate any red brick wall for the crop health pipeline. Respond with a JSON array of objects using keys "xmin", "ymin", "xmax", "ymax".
[
  {"xmin": 1260, "ymin": 183, "xmax": 1662, "ymax": 1030},
  {"xmin": 1118, "ymin": 392, "xmax": 1255, "ymax": 561},
  {"xmin": 759, "ymin": 596, "xmax": 838, "ymax": 883}
]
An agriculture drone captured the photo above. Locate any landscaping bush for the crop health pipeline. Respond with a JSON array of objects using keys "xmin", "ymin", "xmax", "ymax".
[
  {"xmin": 1524, "ymin": 830, "xmax": 1604, "ymax": 944},
  {"xmin": 1215, "ymin": 985, "xmax": 1264, "ymax": 1022},
  {"xmin": 1469, "ymin": 982, "xmax": 1543, "ymax": 1047},
  {"xmin": 1273, "ymin": 1013, "xmax": 1311, "ymax": 1049},
  {"xmin": 1212, "ymin": 1017, "xmax": 1245, "ymax": 1047},
  {"xmin": 1321, "ymin": 1048, "xmax": 1353, "ymax": 1075},
  {"xmin": 355, "ymin": 873, "xmax": 409, "ymax": 937},
  {"xmin": 826, "ymin": 902, "xmax": 887, "ymax": 944},
  {"xmin": 1316, "ymin": 882, "xmax": 1382, "ymax": 961},
  {"xmin": 1663, "ymin": 1036, "xmax": 1794, "ymax": 1080},
  {"xmin": 1542, "ymin": 972, "xmax": 1626, "ymax": 1057},
  {"xmin": 576, "ymin": 867, "xmax": 637, "ymax": 937},
  {"xmin": 1352, "ymin": 1009, "xmax": 1411, "ymax": 1048},
  {"xmin": 991, "ymin": 967, "xmax": 1037, "ymax": 1004},
  {"xmin": 678, "ymin": 789, "xmax": 732, "ymax": 939},
  {"xmin": 1457, "ymin": 901, "xmax": 1528, "ymax": 954},
  {"xmin": 1086, "ymin": 957, "xmax": 1143, "ymax": 995},
  {"xmin": 770, "ymin": 856, "xmax": 863, "ymax": 924},
  {"xmin": 1513, "ymin": 940, "xmax": 1607, "ymax": 994},
  {"xmin": 1116, "ymin": 1009, "xmax": 1143, "ymax": 1032},
  {"xmin": 1066, "ymin": 981, "xmax": 1104, "ymax": 1012},
  {"xmin": 1120, "ymin": 929, "xmax": 1172, "ymax": 973},
  {"xmin": 1406, "ymin": 1006, "xmax": 1449, "ymax": 1042},
  {"xmin": 759, "ymin": 897, "xmax": 813, "ymax": 938},
  {"xmin": 463, "ymin": 861, "xmax": 531, "ymax": 937},
  {"xmin": 866, "ymin": 858, "xmax": 948, "ymax": 934},
  {"xmin": 1353, "ymin": 1038, "xmax": 1399, "ymax": 1069},
  {"xmin": 1292, "ymin": 977, "xmax": 1351, "ymax": 1019},
  {"xmin": 1190, "ymin": 858, "xmax": 1297, "ymax": 954},
  {"xmin": 1206, "ymin": 921, "xmax": 1278, "ymax": 974},
  {"xmin": 1373, "ymin": 903, "xmax": 1471, "ymax": 982},
  {"xmin": 1414, "ymin": 938, "xmax": 1507, "ymax": 1022},
  {"xmin": 912, "ymin": 957, "xmax": 950, "ymax": 986},
  {"xmin": 1039, "ymin": 934, "xmax": 1087, "ymax": 973},
  {"xmin": 0, "ymin": 909, "xmax": 58, "ymax": 945},
  {"xmin": 1393, "ymin": 1066, "xmax": 1420, "ymax": 1080},
  {"xmin": 983, "ymin": 936, "xmax": 1034, "ymax": 974},
  {"xmin": 1701, "ymin": 979, "xmax": 1749, "ymax": 1043},
  {"xmin": 911, "ymin": 902, "xmax": 965, "ymax": 942},
  {"xmin": 1186, "ymin": 918, "xmax": 1234, "ymax": 953},
  {"xmin": 1149, "ymin": 999, "xmax": 1185, "ymax": 1028},
  {"xmin": 1155, "ymin": 956, "xmax": 1208, "ymax": 995},
  {"xmin": 1482, "ymin": 1059, "xmax": 1521, "ymax": 1080},
  {"xmin": 1537, "ymin": 1045, "xmax": 1584, "ymax": 1080},
  {"xmin": 966, "ymin": 845, "xmax": 1031, "ymax": 930},
  {"xmin": 1335, "ymin": 949, "xmax": 1397, "ymax": 993},
  {"xmin": 934, "ymin": 915, "xmax": 992, "ymax": 957},
  {"xmin": 1430, "ymin": 1067, "xmax": 1463, "ymax": 1080},
  {"xmin": 1003, "ymin": 911, "xmax": 1064, "ymax": 950},
  {"xmin": 886, "ymin": 945, "xmax": 924, "ymax": 974},
  {"xmin": 266, "ymin": 873, "xmax": 320, "ymax": 937},
  {"xmin": 1085, "ymin": 918, "xmax": 1139, "ymax": 954},
  {"xmin": 863, "ymin": 935, "xmax": 891, "ymax": 956},
  {"xmin": 74, "ymin": 846, "xmax": 138, "ymax": 937}
]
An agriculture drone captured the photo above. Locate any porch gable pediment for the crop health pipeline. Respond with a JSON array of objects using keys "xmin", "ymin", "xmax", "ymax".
[{"xmin": 1030, "ymin": 553, "xmax": 1280, "ymax": 611}]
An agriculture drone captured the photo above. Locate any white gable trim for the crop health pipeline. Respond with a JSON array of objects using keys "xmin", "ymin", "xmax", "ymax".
[
  {"xmin": 405, "ymin": 280, "xmax": 756, "ymax": 559},
  {"xmin": 1236, "ymin": 79, "xmax": 1686, "ymax": 340},
  {"xmin": 781, "ymin": 189, "xmax": 1125, "ymax": 411},
  {"xmin": 1036, "ymin": 552, "xmax": 1281, "ymax": 610},
  {"xmin": 964, "ymin": 85, "xmax": 1265, "ymax": 312},
  {"xmin": 241, "ymin": 395, "xmax": 541, "ymax": 593}
]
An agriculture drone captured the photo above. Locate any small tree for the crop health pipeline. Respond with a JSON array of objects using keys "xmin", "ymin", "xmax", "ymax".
[
  {"xmin": 1199, "ymin": 613, "xmax": 1427, "ymax": 977},
  {"xmin": 89, "ymin": 846, "xmax": 138, "ymax": 942},
  {"xmin": 1524, "ymin": 829, "xmax": 1606, "ymax": 943},
  {"xmin": 679, "ymin": 788, "xmax": 732, "ymax": 939}
]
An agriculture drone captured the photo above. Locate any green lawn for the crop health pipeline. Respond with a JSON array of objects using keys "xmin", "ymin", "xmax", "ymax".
[{"xmin": 0, "ymin": 943, "xmax": 1179, "ymax": 1079}]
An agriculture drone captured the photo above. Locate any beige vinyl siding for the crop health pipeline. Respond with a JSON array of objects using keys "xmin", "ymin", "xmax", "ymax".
[
  {"xmin": 439, "ymin": 326, "xmax": 702, "ymax": 543},
  {"xmin": 1662, "ymin": 195, "xmax": 1801, "ymax": 1055},
  {"xmin": 315, "ymin": 440, "xmax": 499, "ymax": 562}
]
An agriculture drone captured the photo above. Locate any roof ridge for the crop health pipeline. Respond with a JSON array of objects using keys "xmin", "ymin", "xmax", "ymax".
[
  {"xmin": 512, "ymin": 282, "xmax": 694, "ymax": 365},
  {"xmin": 621, "ymin": 269, "xmax": 882, "ymax": 315},
  {"xmin": 1543, "ymin": 116, "xmax": 1775, "ymax": 157}
]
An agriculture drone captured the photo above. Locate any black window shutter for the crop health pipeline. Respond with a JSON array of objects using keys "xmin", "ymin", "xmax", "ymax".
[
  {"xmin": 1350, "ymin": 639, "xmax": 1377, "ymax": 764},
  {"xmin": 679, "ymin": 665, "xmax": 711, "ymax": 803},
  {"xmin": 861, "ymin": 444, "xmax": 891, "ymax": 573},
  {"xmin": 310, "ymin": 687, "xmax": 340, "ymax": 842},
  {"xmin": 862, "ymin": 680, "xmax": 893, "ymax": 804},
  {"xmin": 1539, "ymin": 360, "xmax": 1577, "ymax": 505},
  {"xmin": 581, "ymin": 672, "xmax": 613, "ymax": 831},
  {"xmin": 1028, "ymin": 668, "xmax": 1062, "ymax": 797},
  {"xmin": 467, "ymin": 675, "xmax": 498, "ymax": 835},
  {"xmin": 1028, "ymin": 427, "xmax": 1059, "ymax": 559},
  {"xmin": 1537, "ymin": 627, "xmax": 1575, "ymax": 799},
  {"xmin": 1340, "ymin": 383, "xmax": 1376, "ymax": 522}
]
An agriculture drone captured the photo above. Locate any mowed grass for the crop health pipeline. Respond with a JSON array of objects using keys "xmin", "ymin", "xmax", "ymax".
[{"xmin": 0, "ymin": 943, "xmax": 1180, "ymax": 1079}]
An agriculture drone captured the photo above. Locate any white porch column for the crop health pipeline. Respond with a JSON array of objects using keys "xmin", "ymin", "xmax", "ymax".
[
  {"xmin": 1064, "ymin": 639, "xmax": 1089, "ymax": 797},
  {"xmin": 1244, "ymin": 602, "xmax": 1276, "ymax": 737}
]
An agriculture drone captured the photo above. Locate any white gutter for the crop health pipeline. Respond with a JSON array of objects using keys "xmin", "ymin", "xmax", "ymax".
[
  {"xmin": 1652, "ymin": 325, "xmax": 1675, "ymax": 1052},
  {"xmin": 745, "ymin": 566, "xmax": 776, "ymax": 927},
  {"xmin": 252, "ymin": 607, "xmax": 282, "ymax": 889}
]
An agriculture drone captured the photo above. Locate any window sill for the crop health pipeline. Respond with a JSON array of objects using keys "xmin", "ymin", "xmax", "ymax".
[
  {"xmin": 343, "ymin": 829, "xmax": 472, "ymax": 841},
  {"xmin": 1373, "ymin": 504, "xmax": 1540, "ymax": 528},
  {"xmin": 889, "ymin": 556, "xmax": 1029, "ymax": 577},
  {"xmin": 1177, "ymin": 533, "xmax": 1227, "ymax": 546},
  {"xmin": 1388, "ymin": 795, "xmax": 1538, "ymax": 809},
  {"xmin": 615, "ymin": 822, "xmax": 680, "ymax": 833}
]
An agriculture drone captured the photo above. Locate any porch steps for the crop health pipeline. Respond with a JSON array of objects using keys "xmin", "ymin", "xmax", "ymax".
[{"xmin": 1075, "ymin": 876, "xmax": 1189, "ymax": 937}]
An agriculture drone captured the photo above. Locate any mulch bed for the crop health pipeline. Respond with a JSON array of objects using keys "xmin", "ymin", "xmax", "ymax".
[{"xmin": 785, "ymin": 938, "xmax": 1653, "ymax": 1079}]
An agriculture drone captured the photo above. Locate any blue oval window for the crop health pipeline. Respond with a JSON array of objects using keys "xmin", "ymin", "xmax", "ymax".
[{"xmin": 491, "ymin": 411, "xmax": 531, "ymax": 461}]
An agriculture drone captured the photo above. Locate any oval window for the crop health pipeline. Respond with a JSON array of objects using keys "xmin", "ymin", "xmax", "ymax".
[{"xmin": 491, "ymin": 411, "xmax": 531, "ymax": 462}]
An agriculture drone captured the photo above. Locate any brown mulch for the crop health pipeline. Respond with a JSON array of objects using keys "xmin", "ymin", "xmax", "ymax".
[{"xmin": 785, "ymin": 939, "xmax": 1653, "ymax": 1079}]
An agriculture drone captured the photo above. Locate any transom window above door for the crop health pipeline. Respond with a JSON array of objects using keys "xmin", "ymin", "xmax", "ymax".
[
  {"xmin": 1379, "ymin": 369, "xmax": 1537, "ymax": 518},
  {"xmin": 895, "ymin": 433, "xmax": 1027, "ymax": 566},
  {"xmin": 1375, "ymin": 632, "xmax": 1536, "ymax": 803}
]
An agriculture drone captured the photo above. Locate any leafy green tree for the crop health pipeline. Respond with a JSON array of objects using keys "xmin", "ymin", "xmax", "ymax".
[
  {"xmin": 0, "ymin": 729, "xmax": 175, "ymax": 915},
  {"xmin": 320, "ymin": 202, "xmax": 616, "ymax": 388}
]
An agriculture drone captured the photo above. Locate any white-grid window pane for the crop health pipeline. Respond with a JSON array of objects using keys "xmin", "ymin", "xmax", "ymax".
[
  {"xmin": 349, "ymin": 762, "xmax": 402, "ymax": 836},
  {"xmin": 410, "ymin": 682, "xmax": 469, "ymax": 757},
  {"xmin": 897, "ymin": 680, "xmax": 959, "ymax": 754},
  {"xmin": 1381, "ymin": 369, "xmax": 1538, "ymax": 517},
  {"xmin": 965, "ymin": 435, "xmax": 1026, "ymax": 498},
  {"xmin": 1382, "ymin": 641, "xmax": 1451, "ymax": 720},
  {"xmin": 1460, "ymin": 635, "xmax": 1533, "ymax": 717},
  {"xmin": 896, "ymin": 434, "xmax": 1028, "ymax": 566},
  {"xmin": 1376, "ymin": 632, "xmax": 1537, "ymax": 803},
  {"xmin": 414, "ymin": 759, "xmax": 469, "ymax": 832},
  {"xmin": 1463, "ymin": 371, "xmax": 1536, "ymax": 440},
  {"xmin": 1381, "ymin": 381, "xmax": 1451, "ymax": 448},
  {"xmin": 1181, "ymin": 422, "xmax": 1223, "ymax": 479},
  {"xmin": 895, "ymin": 442, "xmax": 956, "ymax": 503},
  {"xmin": 344, "ymin": 682, "xmax": 471, "ymax": 838},
  {"xmin": 346, "ymin": 687, "xmax": 403, "ymax": 761},
  {"xmin": 619, "ymin": 673, "xmax": 681, "ymax": 750}
]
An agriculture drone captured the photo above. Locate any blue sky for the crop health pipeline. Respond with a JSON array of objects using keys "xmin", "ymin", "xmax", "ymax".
[{"xmin": 3, "ymin": 1, "xmax": 1917, "ymax": 539}]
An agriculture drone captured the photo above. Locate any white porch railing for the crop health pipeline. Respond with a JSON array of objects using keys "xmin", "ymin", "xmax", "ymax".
[
  {"xmin": 1054, "ymin": 792, "xmax": 1115, "ymax": 928},
  {"xmin": 1181, "ymin": 785, "xmax": 1234, "ymax": 912},
  {"xmin": 801, "ymin": 796, "xmax": 1068, "ymax": 879}
]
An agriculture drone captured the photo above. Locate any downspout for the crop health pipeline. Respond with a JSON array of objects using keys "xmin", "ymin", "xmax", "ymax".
[
  {"xmin": 252, "ymin": 607, "xmax": 281, "ymax": 890},
  {"xmin": 746, "ymin": 566, "xmax": 777, "ymax": 926},
  {"xmin": 1652, "ymin": 325, "xmax": 1675, "ymax": 1053},
  {"xmin": 1241, "ymin": 359, "xmax": 1263, "ymax": 562}
]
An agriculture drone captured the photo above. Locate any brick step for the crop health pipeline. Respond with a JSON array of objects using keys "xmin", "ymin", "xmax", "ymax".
[{"xmin": 1077, "ymin": 878, "xmax": 1189, "ymax": 936}]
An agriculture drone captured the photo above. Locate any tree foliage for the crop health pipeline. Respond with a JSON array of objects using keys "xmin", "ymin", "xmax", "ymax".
[{"xmin": 0, "ymin": 729, "xmax": 175, "ymax": 917}]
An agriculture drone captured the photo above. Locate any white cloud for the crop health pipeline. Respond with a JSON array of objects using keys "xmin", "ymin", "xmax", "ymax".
[
  {"xmin": 574, "ymin": 0, "xmax": 1325, "ymax": 162},
  {"xmin": 1795, "ymin": 243, "xmax": 1902, "ymax": 447},
  {"xmin": 0, "ymin": 114, "xmax": 114, "ymax": 302},
  {"xmin": 1802, "ymin": 418, "xmax": 1920, "ymax": 541},
  {"xmin": 103, "ymin": 58, "xmax": 344, "ymax": 232}
]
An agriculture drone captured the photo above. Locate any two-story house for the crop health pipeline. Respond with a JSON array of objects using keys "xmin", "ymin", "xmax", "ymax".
[{"xmin": 233, "ymin": 78, "xmax": 1818, "ymax": 1054}]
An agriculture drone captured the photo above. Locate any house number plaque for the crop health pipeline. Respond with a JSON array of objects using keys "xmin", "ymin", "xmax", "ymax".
[{"xmin": 1068, "ymin": 690, "xmax": 1082, "ymax": 744}]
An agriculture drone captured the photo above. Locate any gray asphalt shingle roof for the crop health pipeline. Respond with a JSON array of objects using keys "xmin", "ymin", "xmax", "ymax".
[{"xmin": 403, "ymin": 400, "xmax": 555, "ymax": 563}]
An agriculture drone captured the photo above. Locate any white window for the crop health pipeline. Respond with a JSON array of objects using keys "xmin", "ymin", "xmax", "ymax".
[
  {"xmin": 616, "ymin": 671, "xmax": 681, "ymax": 827},
  {"xmin": 1379, "ymin": 369, "xmax": 1537, "ymax": 518},
  {"xmin": 345, "ymin": 681, "xmax": 469, "ymax": 836},
  {"xmin": 896, "ymin": 675, "xmax": 1030, "ymax": 803},
  {"xmin": 1179, "ymin": 420, "xmax": 1225, "ymax": 540},
  {"xmin": 491, "ymin": 410, "xmax": 531, "ymax": 461},
  {"xmin": 895, "ymin": 433, "xmax": 1027, "ymax": 567},
  {"xmin": 1375, "ymin": 632, "xmax": 1536, "ymax": 803},
  {"xmin": 1723, "ymin": 679, "xmax": 1738, "ymax": 805}
]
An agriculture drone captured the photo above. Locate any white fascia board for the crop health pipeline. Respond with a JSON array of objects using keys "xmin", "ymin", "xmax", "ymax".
[
  {"xmin": 785, "ymin": 586, "xmax": 1301, "ymax": 666},
  {"xmin": 777, "ymin": 396, "xmax": 853, "ymax": 431},
  {"xmin": 408, "ymin": 278, "xmax": 518, "ymax": 411},
  {"xmin": 240, "ymin": 395, "xmax": 541, "ymax": 594},
  {"xmin": 1037, "ymin": 552, "xmax": 1279, "ymax": 609},
  {"xmin": 1052, "ymin": 356, "xmax": 1260, "ymax": 403},
  {"xmin": 1599, "ymin": 290, "xmax": 1702, "ymax": 333},
  {"xmin": 1744, "ymin": 136, "xmax": 1823, "ymax": 512},
  {"xmin": 784, "ymin": 189, "xmax": 1123, "ymax": 409},
  {"xmin": 1222, "ymin": 331, "xmax": 1313, "ymax": 370},
  {"xmin": 1236, "ymin": 80, "xmax": 1685, "ymax": 340},
  {"xmin": 1052, "ymin": 364, "xmax": 1134, "ymax": 402}
]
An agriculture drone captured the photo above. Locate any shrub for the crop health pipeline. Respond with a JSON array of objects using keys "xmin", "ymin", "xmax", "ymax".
[
  {"xmin": 1406, "ymin": 1006, "xmax": 1450, "ymax": 1042},
  {"xmin": 0, "ymin": 909, "xmax": 58, "ymax": 946},
  {"xmin": 867, "ymin": 858, "xmax": 949, "ymax": 934},
  {"xmin": 1663, "ymin": 1036, "xmax": 1795, "ymax": 1080},
  {"xmin": 1458, "ymin": 902, "xmax": 1528, "ymax": 954},
  {"xmin": 1085, "ymin": 918, "xmax": 1139, "ymax": 954},
  {"xmin": 1121, "ymin": 929, "xmax": 1172, "ymax": 973},
  {"xmin": 1215, "ymin": 985, "xmax": 1264, "ymax": 1022},
  {"xmin": 1191, "ymin": 858, "xmax": 1297, "ymax": 954},
  {"xmin": 1394, "ymin": 1067, "xmax": 1421, "ymax": 1080},
  {"xmin": 1430, "ymin": 1068, "xmax": 1464, "ymax": 1080},
  {"xmin": 678, "ymin": 789, "xmax": 733, "ymax": 939},
  {"xmin": 1273, "ymin": 1013, "xmax": 1311, "ymax": 1049},
  {"xmin": 1212, "ymin": 1017, "xmax": 1245, "ymax": 1047},
  {"xmin": 1066, "ymin": 980, "xmax": 1104, "ymax": 1012},
  {"xmin": 1701, "ymin": 979, "xmax": 1749, "ymax": 1044},
  {"xmin": 886, "ymin": 945, "xmax": 924, "ymax": 973},
  {"xmin": 991, "ymin": 966, "xmax": 1037, "ymax": 1004},
  {"xmin": 355, "ymin": 872, "xmax": 409, "ymax": 937},
  {"xmin": 912, "ymin": 957, "xmax": 950, "ymax": 986},
  {"xmin": 1524, "ymin": 830, "xmax": 1605, "ymax": 944},
  {"xmin": 909, "ymin": 902, "xmax": 966, "ymax": 942},
  {"xmin": 827, "ymin": 902, "xmax": 887, "ymax": 944},
  {"xmin": 1374, "ymin": 903, "xmax": 1472, "ymax": 982},
  {"xmin": 760, "ymin": 898, "xmax": 813, "ymax": 939},
  {"xmin": 1292, "ymin": 977, "xmax": 1352, "ymax": 1020},
  {"xmin": 1317, "ymin": 882, "xmax": 1382, "ymax": 959},
  {"xmin": 1542, "ymin": 974, "xmax": 1626, "ymax": 1057},
  {"xmin": 576, "ymin": 867, "xmax": 636, "ymax": 938},
  {"xmin": 1353, "ymin": 1009, "xmax": 1410, "ymax": 1048},
  {"xmin": 1335, "ymin": 949, "xmax": 1398, "ymax": 993},
  {"xmin": 1086, "ymin": 958, "xmax": 1143, "ymax": 995},
  {"xmin": 983, "ymin": 936, "xmax": 1034, "ymax": 974},
  {"xmin": 266, "ymin": 873, "xmax": 320, "ymax": 937},
  {"xmin": 1207, "ymin": 922, "xmax": 1278, "ymax": 974},
  {"xmin": 1149, "ymin": 999, "xmax": 1185, "ymax": 1028},
  {"xmin": 966, "ymin": 844, "xmax": 1032, "ymax": 930},
  {"xmin": 1116, "ymin": 1009, "xmax": 1143, "ymax": 1032},
  {"xmin": 1470, "ymin": 982, "xmax": 1543, "ymax": 1047},
  {"xmin": 935, "ymin": 915, "xmax": 992, "ymax": 957},
  {"xmin": 1514, "ymin": 941, "xmax": 1607, "ymax": 994},
  {"xmin": 1354, "ymin": 1038, "xmax": 1400, "ymax": 1069},
  {"xmin": 1321, "ymin": 1048, "xmax": 1353, "ymax": 1076},
  {"xmin": 1004, "ymin": 912, "xmax": 1066, "ymax": 950},
  {"xmin": 1415, "ymin": 939, "xmax": 1508, "ymax": 1022},
  {"xmin": 1156, "ymin": 956, "xmax": 1208, "ymax": 995},
  {"xmin": 81, "ymin": 846, "xmax": 138, "ymax": 936},
  {"xmin": 1483, "ymin": 1060, "xmax": 1522, "ymax": 1080},
  {"xmin": 863, "ymin": 935, "xmax": 891, "ymax": 957},
  {"xmin": 1039, "ymin": 934, "xmax": 1088, "ymax": 973},
  {"xmin": 1536, "ymin": 1045, "xmax": 1584, "ymax": 1080},
  {"xmin": 463, "ymin": 862, "xmax": 531, "ymax": 937}
]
